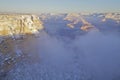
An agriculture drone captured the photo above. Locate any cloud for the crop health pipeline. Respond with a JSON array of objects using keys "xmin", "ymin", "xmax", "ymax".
[{"xmin": 5, "ymin": 31, "xmax": 120, "ymax": 80}]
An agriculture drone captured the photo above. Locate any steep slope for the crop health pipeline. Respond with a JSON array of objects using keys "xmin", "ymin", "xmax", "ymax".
[
  {"xmin": 0, "ymin": 14, "xmax": 44, "ymax": 77},
  {"xmin": 64, "ymin": 13, "xmax": 81, "ymax": 28}
]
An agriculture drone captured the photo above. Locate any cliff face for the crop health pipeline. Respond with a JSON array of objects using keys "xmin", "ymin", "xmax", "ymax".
[
  {"xmin": 102, "ymin": 13, "xmax": 120, "ymax": 23},
  {"xmin": 0, "ymin": 14, "xmax": 44, "ymax": 36},
  {"xmin": 64, "ymin": 13, "xmax": 98, "ymax": 31},
  {"xmin": 0, "ymin": 14, "xmax": 44, "ymax": 77}
]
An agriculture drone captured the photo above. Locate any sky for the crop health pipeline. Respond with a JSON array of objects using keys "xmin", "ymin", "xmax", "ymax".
[{"xmin": 0, "ymin": 0, "xmax": 120, "ymax": 13}]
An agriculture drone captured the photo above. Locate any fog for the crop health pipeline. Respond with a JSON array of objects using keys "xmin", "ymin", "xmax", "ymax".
[{"xmin": 5, "ymin": 31, "xmax": 120, "ymax": 80}]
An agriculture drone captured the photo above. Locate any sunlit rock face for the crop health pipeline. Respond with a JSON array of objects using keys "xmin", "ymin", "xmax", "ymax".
[
  {"xmin": 0, "ymin": 14, "xmax": 44, "ymax": 77},
  {"xmin": 102, "ymin": 13, "xmax": 120, "ymax": 23},
  {"xmin": 64, "ymin": 13, "xmax": 81, "ymax": 22},
  {"xmin": 0, "ymin": 14, "xmax": 44, "ymax": 36},
  {"xmin": 64, "ymin": 13, "xmax": 98, "ymax": 31},
  {"xmin": 80, "ymin": 24, "xmax": 97, "ymax": 32},
  {"xmin": 64, "ymin": 13, "xmax": 81, "ymax": 28}
]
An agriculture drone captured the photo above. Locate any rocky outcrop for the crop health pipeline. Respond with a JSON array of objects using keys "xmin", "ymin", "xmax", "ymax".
[
  {"xmin": 64, "ymin": 13, "xmax": 98, "ymax": 31},
  {"xmin": 0, "ymin": 14, "xmax": 44, "ymax": 36},
  {"xmin": 102, "ymin": 13, "xmax": 120, "ymax": 23},
  {"xmin": 80, "ymin": 24, "xmax": 96, "ymax": 31},
  {"xmin": 0, "ymin": 38, "xmax": 23, "ymax": 76},
  {"xmin": 64, "ymin": 13, "xmax": 81, "ymax": 28},
  {"xmin": 0, "ymin": 14, "xmax": 44, "ymax": 77}
]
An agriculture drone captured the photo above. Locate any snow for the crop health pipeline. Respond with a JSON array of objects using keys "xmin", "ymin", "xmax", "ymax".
[{"xmin": 15, "ymin": 48, "xmax": 23, "ymax": 57}]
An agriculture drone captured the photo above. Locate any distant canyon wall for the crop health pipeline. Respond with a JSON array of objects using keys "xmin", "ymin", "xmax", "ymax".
[
  {"xmin": 0, "ymin": 14, "xmax": 44, "ymax": 76},
  {"xmin": 0, "ymin": 14, "xmax": 44, "ymax": 36}
]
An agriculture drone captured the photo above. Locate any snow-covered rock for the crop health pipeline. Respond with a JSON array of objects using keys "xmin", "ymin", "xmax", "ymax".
[
  {"xmin": 102, "ymin": 13, "xmax": 120, "ymax": 23},
  {"xmin": 64, "ymin": 13, "xmax": 98, "ymax": 31},
  {"xmin": 0, "ymin": 14, "xmax": 44, "ymax": 36},
  {"xmin": 0, "ymin": 14, "xmax": 44, "ymax": 77}
]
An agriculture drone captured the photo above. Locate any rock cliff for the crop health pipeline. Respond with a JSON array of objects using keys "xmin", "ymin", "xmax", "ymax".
[
  {"xmin": 0, "ymin": 14, "xmax": 44, "ymax": 36},
  {"xmin": 0, "ymin": 14, "xmax": 44, "ymax": 77}
]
